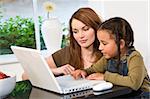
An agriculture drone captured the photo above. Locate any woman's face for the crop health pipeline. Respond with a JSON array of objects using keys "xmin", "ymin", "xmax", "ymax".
[
  {"xmin": 71, "ymin": 18, "xmax": 95, "ymax": 48},
  {"xmin": 97, "ymin": 30, "xmax": 118, "ymax": 59}
]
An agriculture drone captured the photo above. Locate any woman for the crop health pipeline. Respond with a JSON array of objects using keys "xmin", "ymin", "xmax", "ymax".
[
  {"xmin": 46, "ymin": 7, "xmax": 103, "ymax": 75},
  {"xmin": 23, "ymin": 7, "xmax": 103, "ymax": 79}
]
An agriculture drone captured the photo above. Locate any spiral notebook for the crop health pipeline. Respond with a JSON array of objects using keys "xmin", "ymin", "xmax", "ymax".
[{"xmin": 11, "ymin": 46, "xmax": 105, "ymax": 94}]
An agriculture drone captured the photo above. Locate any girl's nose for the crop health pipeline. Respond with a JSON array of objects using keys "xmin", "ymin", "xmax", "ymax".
[{"xmin": 99, "ymin": 43, "xmax": 103, "ymax": 51}]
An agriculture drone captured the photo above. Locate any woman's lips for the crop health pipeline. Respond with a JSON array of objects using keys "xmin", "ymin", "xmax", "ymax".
[{"xmin": 80, "ymin": 39, "xmax": 87, "ymax": 43}]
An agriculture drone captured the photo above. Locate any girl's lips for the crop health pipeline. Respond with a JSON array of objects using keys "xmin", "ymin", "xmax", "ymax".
[
  {"xmin": 101, "ymin": 51, "xmax": 104, "ymax": 54},
  {"xmin": 101, "ymin": 52, "xmax": 106, "ymax": 55}
]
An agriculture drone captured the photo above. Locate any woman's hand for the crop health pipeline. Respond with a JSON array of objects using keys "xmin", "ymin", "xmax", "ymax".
[
  {"xmin": 86, "ymin": 73, "xmax": 104, "ymax": 80},
  {"xmin": 71, "ymin": 70, "xmax": 87, "ymax": 79},
  {"xmin": 52, "ymin": 64, "xmax": 75, "ymax": 75},
  {"xmin": 22, "ymin": 72, "xmax": 29, "ymax": 80}
]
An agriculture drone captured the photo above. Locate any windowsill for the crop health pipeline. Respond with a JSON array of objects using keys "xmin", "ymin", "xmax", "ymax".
[
  {"xmin": 0, "ymin": 54, "xmax": 19, "ymax": 65},
  {"xmin": 0, "ymin": 50, "xmax": 52, "ymax": 65}
]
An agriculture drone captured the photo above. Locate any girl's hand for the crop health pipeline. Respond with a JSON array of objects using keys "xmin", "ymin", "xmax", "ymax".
[
  {"xmin": 71, "ymin": 70, "xmax": 87, "ymax": 79},
  {"xmin": 86, "ymin": 73, "xmax": 104, "ymax": 80},
  {"xmin": 52, "ymin": 64, "xmax": 75, "ymax": 75}
]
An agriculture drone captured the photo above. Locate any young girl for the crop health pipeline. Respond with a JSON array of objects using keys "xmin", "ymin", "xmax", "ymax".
[{"xmin": 72, "ymin": 17, "xmax": 150, "ymax": 98}]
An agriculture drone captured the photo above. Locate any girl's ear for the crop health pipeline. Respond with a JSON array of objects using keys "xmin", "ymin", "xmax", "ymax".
[{"xmin": 120, "ymin": 39, "xmax": 125, "ymax": 49}]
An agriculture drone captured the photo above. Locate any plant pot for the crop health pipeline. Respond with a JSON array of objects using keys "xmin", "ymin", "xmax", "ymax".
[{"xmin": 41, "ymin": 18, "xmax": 62, "ymax": 55}]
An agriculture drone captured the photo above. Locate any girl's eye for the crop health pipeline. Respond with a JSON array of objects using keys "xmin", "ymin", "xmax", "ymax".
[
  {"xmin": 102, "ymin": 42, "xmax": 107, "ymax": 45},
  {"xmin": 103, "ymin": 43, "xmax": 107, "ymax": 45}
]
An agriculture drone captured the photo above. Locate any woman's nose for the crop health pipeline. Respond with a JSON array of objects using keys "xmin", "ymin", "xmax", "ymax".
[{"xmin": 79, "ymin": 31, "xmax": 84, "ymax": 38}]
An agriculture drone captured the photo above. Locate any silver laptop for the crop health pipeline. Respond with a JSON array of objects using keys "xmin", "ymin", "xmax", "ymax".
[{"xmin": 11, "ymin": 46, "xmax": 105, "ymax": 94}]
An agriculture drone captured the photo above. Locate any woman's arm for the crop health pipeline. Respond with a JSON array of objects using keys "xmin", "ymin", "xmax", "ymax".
[
  {"xmin": 46, "ymin": 55, "xmax": 57, "ymax": 69},
  {"xmin": 22, "ymin": 72, "xmax": 29, "ymax": 80},
  {"xmin": 46, "ymin": 55, "xmax": 75, "ymax": 75}
]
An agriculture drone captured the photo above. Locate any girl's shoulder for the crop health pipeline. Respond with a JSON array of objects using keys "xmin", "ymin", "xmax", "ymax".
[
  {"xmin": 128, "ymin": 50, "xmax": 143, "ymax": 60},
  {"xmin": 130, "ymin": 50, "xmax": 142, "ymax": 57}
]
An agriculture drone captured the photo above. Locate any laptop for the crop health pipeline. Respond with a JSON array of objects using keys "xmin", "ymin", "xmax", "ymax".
[{"xmin": 11, "ymin": 46, "xmax": 105, "ymax": 94}]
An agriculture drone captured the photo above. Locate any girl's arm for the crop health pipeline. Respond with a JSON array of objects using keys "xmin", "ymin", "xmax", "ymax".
[
  {"xmin": 85, "ymin": 56, "xmax": 107, "ymax": 75},
  {"xmin": 104, "ymin": 52, "xmax": 146, "ymax": 90}
]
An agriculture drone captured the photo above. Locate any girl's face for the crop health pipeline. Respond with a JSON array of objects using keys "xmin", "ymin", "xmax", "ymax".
[
  {"xmin": 97, "ymin": 30, "xmax": 118, "ymax": 59},
  {"xmin": 71, "ymin": 18, "xmax": 95, "ymax": 48}
]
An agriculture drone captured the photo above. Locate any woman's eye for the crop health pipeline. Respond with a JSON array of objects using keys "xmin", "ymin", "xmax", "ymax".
[
  {"xmin": 83, "ymin": 26, "xmax": 89, "ymax": 31},
  {"xmin": 73, "ymin": 31, "xmax": 78, "ymax": 34}
]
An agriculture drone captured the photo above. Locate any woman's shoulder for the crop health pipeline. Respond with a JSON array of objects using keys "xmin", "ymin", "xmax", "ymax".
[
  {"xmin": 53, "ymin": 46, "xmax": 71, "ymax": 55},
  {"xmin": 52, "ymin": 46, "xmax": 71, "ymax": 67}
]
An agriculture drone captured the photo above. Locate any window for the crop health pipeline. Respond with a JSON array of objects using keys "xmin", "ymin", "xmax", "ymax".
[
  {"xmin": 0, "ymin": 0, "xmax": 89, "ymax": 64},
  {"xmin": 0, "ymin": 0, "xmax": 44, "ymax": 64},
  {"xmin": 0, "ymin": 0, "xmax": 49, "ymax": 55}
]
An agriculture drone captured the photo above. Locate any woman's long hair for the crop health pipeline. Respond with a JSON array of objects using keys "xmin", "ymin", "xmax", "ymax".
[{"xmin": 68, "ymin": 7, "xmax": 102, "ymax": 69}]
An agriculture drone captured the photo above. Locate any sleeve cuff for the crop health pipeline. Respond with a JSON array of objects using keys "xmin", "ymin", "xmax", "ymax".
[{"xmin": 104, "ymin": 71, "xmax": 111, "ymax": 81}]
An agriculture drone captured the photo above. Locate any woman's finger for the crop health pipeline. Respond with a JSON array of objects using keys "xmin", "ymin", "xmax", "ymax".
[
  {"xmin": 66, "ymin": 64, "xmax": 75, "ymax": 71},
  {"xmin": 64, "ymin": 67, "xmax": 71, "ymax": 75}
]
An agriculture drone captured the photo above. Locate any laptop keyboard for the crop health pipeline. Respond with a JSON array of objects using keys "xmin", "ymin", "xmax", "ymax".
[{"xmin": 56, "ymin": 75, "xmax": 105, "ymax": 89}]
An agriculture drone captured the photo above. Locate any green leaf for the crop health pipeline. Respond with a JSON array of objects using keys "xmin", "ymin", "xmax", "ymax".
[{"xmin": 0, "ymin": 16, "xmax": 46, "ymax": 55}]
